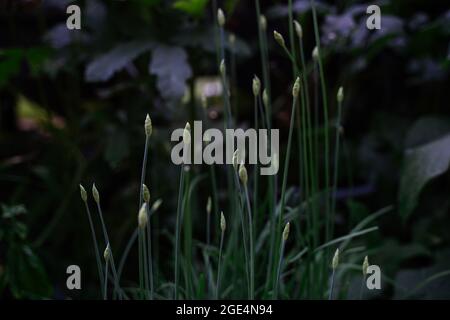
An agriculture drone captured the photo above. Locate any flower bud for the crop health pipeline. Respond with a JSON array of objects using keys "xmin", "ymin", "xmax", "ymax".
[
  {"xmin": 92, "ymin": 183, "xmax": 100, "ymax": 204},
  {"xmin": 232, "ymin": 149, "xmax": 239, "ymax": 170},
  {"xmin": 229, "ymin": 34, "xmax": 236, "ymax": 47},
  {"xmin": 145, "ymin": 114, "xmax": 152, "ymax": 137},
  {"xmin": 363, "ymin": 256, "xmax": 369, "ymax": 276},
  {"xmin": 273, "ymin": 30, "xmax": 285, "ymax": 48},
  {"xmin": 260, "ymin": 15, "xmax": 267, "ymax": 31},
  {"xmin": 332, "ymin": 248, "xmax": 339, "ymax": 269},
  {"xmin": 294, "ymin": 20, "xmax": 303, "ymax": 39},
  {"xmin": 282, "ymin": 222, "xmax": 290, "ymax": 241},
  {"xmin": 138, "ymin": 203, "xmax": 148, "ymax": 229},
  {"xmin": 292, "ymin": 77, "xmax": 301, "ymax": 98},
  {"xmin": 220, "ymin": 211, "xmax": 226, "ymax": 232},
  {"xmin": 79, "ymin": 184, "xmax": 87, "ymax": 202},
  {"xmin": 151, "ymin": 198, "xmax": 162, "ymax": 211},
  {"xmin": 104, "ymin": 244, "xmax": 111, "ymax": 261},
  {"xmin": 252, "ymin": 75, "xmax": 261, "ymax": 97},
  {"xmin": 217, "ymin": 8, "xmax": 225, "ymax": 27},
  {"xmin": 272, "ymin": 153, "xmax": 279, "ymax": 173},
  {"xmin": 312, "ymin": 46, "xmax": 319, "ymax": 61},
  {"xmin": 206, "ymin": 196, "xmax": 212, "ymax": 215},
  {"xmin": 183, "ymin": 122, "xmax": 191, "ymax": 145},
  {"xmin": 262, "ymin": 89, "xmax": 269, "ymax": 108},
  {"xmin": 219, "ymin": 59, "xmax": 226, "ymax": 77},
  {"xmin": 239, "ymin": 163, "xmax": 248, "ymax": 185},
  {"xmin": 201, "ymin": 95, "xmax": 208, "ymax": 109},
  {"xmin": 337, "ymin": 86, "xmax": 344, "ymax": 103},
  {"xmin": 143, "ymin": 184, "xmax": 150, "ymax": 203}
]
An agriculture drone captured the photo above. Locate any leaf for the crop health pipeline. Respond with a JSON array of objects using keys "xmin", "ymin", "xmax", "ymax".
[
  {"xmin": 399, "ymin": 133, "xmax": 450, "ymax": 219},
  {"xmin": 404, "ymin": 116, "xmax": 450, "ymax": 148},
  {"xmin": 173, "ymin": 0, "xmax": 208, "ymax": 18},
  {"xmin": 149, "ymin": 45, "xmax": 192, "ymax": 99},
  {"xmin": 7, "ymin": 244, "xmax": 52, "ymax": 299},
  {"xmin": 85, "ymin": 41, "xmax": 154, "ymax": 82}
]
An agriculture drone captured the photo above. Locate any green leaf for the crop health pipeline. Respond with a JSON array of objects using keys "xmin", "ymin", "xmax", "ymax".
[
  {"xmin": 399, "ymin": 133, "xmax": 450, "ymax": 219},
  {"xmin": 173, "ymin": 0, "xmax": 208, "ymax": 18}
]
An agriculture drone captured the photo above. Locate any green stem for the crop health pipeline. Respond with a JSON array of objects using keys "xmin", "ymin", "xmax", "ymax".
[
  {"xmin": 243, "ymin": 184, "xmax": 254, "ymax": 300},
  {"xmin": 216, "ymin": 231, "xmax": 224, "ymax": 299},
  {"xmin": 174, "ymin": 166, "xmax": 186, "ymax": 299},
  {"xmin": 273, "ymin": 239, "xmax": 286, "ymax": 299}
]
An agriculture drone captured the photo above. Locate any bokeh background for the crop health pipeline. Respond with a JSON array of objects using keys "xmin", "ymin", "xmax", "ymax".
[{"xmin": 1, "ymin": 0, "xmax": 450, "ymax": 299}]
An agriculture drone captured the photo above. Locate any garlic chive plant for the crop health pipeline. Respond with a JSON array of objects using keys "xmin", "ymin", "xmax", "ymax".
[
  {"xmin": 274, "ymin": 222, "xmax": 290, "ymax": 299},
  {"xmin": 329, "ymin": 248, "xmax": 339, "ymax": 300},
  {"xmin": 216, "ymin": 211, "xmax": 226, "ymax": 299}
]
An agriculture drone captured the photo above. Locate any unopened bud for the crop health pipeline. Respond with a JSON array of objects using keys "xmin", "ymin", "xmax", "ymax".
[
  {"xmin": 145, "ymin": 114, "xmax": 152, "ymax": 137},
  {"xmin": 232, "ymin": 149, "xmax": 239, "ymax": 170},
  {"xmin": 312, "ymin": 46, "xmax": 319, "ymax": 61},
  {"xmin": 292, "ymin": 77, "xmax": 301, "ymax": 97},
  {"xmin": 104, "ymin": 244, "xmax": 111, "ymax": 261},
  {"xmin": 151, "ymin": 199, "xmax": 162, "ymax": 211},
  {"xmin": 206, "ymin": 196, "xmax": 212, "ymax": 215},
  {"xmin": 239, "ymin": 163, "xmax": 248, "ymax": 185},
  {"xmin": 138, "ymin": 203, "xmax": 148, "ymax": 229},
  {"xmin": 219, "ymin": 59, "xmax": 226, "ymax": 77},
  {"xmin": 262, "ymin": 89, "xmax": 269, "ymax": 108},
  {"xmin": 337, "ymin": 86, "xmax": 344, "ymax": 103},
  {"xmin": 273, "ymin": 30, "xmax": 285, "ymax": 48},
  {"xmin": 332, "ymin": 248, "xmax": 339, "ymax": 269},
  {"xmin": 252, "ymin": 75, "xmax": 261, "ymax": 96},
  {"xmin": 92, "ymin": 183, "xmax": 100, "ymax": 203},
  {"xmin": 143, "ymin": 184, "xmax": 150, "ymax": 203},
  {"xmin": 260, "ymin": 15, "xmax": 267, "ymax": 31},
  {"xmin": 294, "ymin": 20, "xmax": 303, "ymax": 39},
  {"xmin": 217, "ymin": 8, "xmax": 225, "ymax": 27},
  {"xmin": 79, "ymin": 184, "xmax": 87, "ymax": 202},
  {"xmin": 362, "ymin": 256, "xmax": 369, "ymax": 276},
  {"xmin": 282, "ymin": 222, "xmax": 290, "ymax": 241},
  {"xmin": 220, "ymin": 211, "xmax": 226, "ymax": 232},
  {"xmin": 183, "ymin": 122, "xmax": 191, "ymax": 145}
]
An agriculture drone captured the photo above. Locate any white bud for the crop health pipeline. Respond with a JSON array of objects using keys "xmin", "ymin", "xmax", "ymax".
[
  {"xmin": 363, "ymin": 256, "xmax": 369, "ymax": 276},
  {"xmin": 206, "ymin": 196, "xmax": 212, "ymax": 215},
  {"xmin": 332, "ymin": 248, "xmax": 339, "ymax": 269},
  {"xmin": 217, "ymin": 8, "xmax": 225, "ymax": 27},
  {"xmin": 294, "ymin": 20, "xmax": 303, "ymax": 39},
  {"xmin": 143, "ymin": 184, "xmax": 150, "ymax": 203},
  {"xmin": 239, "ymin": 163, "xmax": 248, "ymax": 185},
  {"xmin": 273, "ymin": 30, "xmax": 285, "ymax": 48},
  {"xmin": 151, "ymin": 199, "xmax": 162, "ymax": 212},
  {"xmin": 92, "ymin": 183, "xmax": 100, "ymax": 203},
  {"xmin": 183, "ymin": 122, "xmax": 191, "ymax": 145},
  {"xmin": 262, "ymin": 89, "xmax": 269, "ymax": 108},
  {"xmin": 232, "ymin": 149, "xmax": 239, "ymax": 169},
  {"xmin": 259, "ymin": 15, "xmax": 267, "ymax": 31},
  {"xmin": 229, "ymin": 33, "xmax": 236, "ymax": 47},
  {"xmin": 337, "ymin": 86, "xmax": 344, "ymax": 103},
  {"xmin": 220, "ymin": 211, "xmax": 226, "ymax": 232},
  {"xmin": 219, "ymin": 59, "xmax": 226, "ymax": 77},
  {"xmin": 292, "ymin": 77, "xmax": 301, "ymax": 97},
  {"xmin": 79, "ymin": 184, "xmax": 87, "ymax": 202},
  {"xmin": 104, "ymin": 244, "xmax": 111, "ymax": 261},
  {"xmin": 252, "ymin": 75, "xmax": 261, "ymax": 97},
  {"xmin": 312, "ymin": 46, "xmax": 319, "ymax": 61},
  {"xmin": 282, "ymin": 222, "xmax": 290, "ymax": 241},
  {"xmin": 138, "ymin": 203, "xmax": 148, "ymax": 229},
  {"xmin": 145, "ymin": 114, "xmax": 152, "ymax": 137}
]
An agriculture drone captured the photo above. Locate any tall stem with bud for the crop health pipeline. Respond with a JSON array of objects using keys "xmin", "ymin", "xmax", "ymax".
[
  {"xmin": 216, "ymin": 211, "xmax": 226, "ymax": 299},
  {"xmin": 329, "ymin": 248, "xmax": 339, "ymax": 300},
  {"xmin": 274, "ymin": 222, "xmax": 290, "ymax": 299}
]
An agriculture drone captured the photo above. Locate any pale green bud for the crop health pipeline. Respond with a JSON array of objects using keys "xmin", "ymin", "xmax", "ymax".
[
  {"xmin": 312, "ymin": 46, "xmax": 319, "ymax": 61},
  {"xmin": 337, "ymin": 86, "xmax": 344, "ymax": 103},
  {"xmin": 217, "ymin": 8, "xmax": 225, "ymax": 27},
  {"xmin": 292, "ymin": 77, "xmax": 301, "ymax": 97},
  {"xmin": 183, "ymin": 122, "xmax": 191, "ymax": 145},
  {"xmin": 239, "ymin": 163, "xmax": 248, "ymax": 185},
  {"xmin": 363, "ymin": 256, "xmax": 369, "ymax": 276},
  {"xmin": 104, "ymin": 244, "xmax": 111, "ymax": 261},
  {"xmin": 143, "ymin": 184, "xmax": 150, "ymax": 203},
  {"xmin": 92, "ymin": 183, "xmax": 100, "ymax": 203},
  {"xmin": 145, "ymin": 114, "xmax": 152, "ymax": 137},
  {"xmin": 260, "ymin": 15, "xmax": 267, "ymax": 31},
  {"xmin": 282, "ymin": 222, "xmax": 290, "ymax": 241},
  {"xmin": 206, "ymin": 196, "xmax": 212, "ymax": 215},
  {"xmin": 232, "ymin": 149, "xmax": 239, "ymax": 170},
  {"xmin": 138, "ymin": 203, "xmax": 148, "ymax": 229},
  {"xmin": 252, "ymin": 75, "xmax": 261, "ymax": 96},
  {"xmin": 220, "ymin": 211, "xmax": 226, "ymax": 232},
  {"xmin": 151, "ymin": 199, "xmax": 162, "ymax": 212},
  {"xmin": 332, "ymin": 248, "xmax": 339, "ymax": 269},
  {"xmin": 273, "ymin": 30, "xmax": 285, "ymax": 48},
  {"xmin": 294, "ymin": 20, "xmax": 303, "ymax": 39},
  {"xmin": 79, "ymin": 184, "xmax": 87, "ymax": 202},
  {"xmin": 219, "ymin": 59, "xmax": 226, "ymax": 77},
  {"xmin": 262, "ymin": 89, "xmax": 269, "ymax": 108}
]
